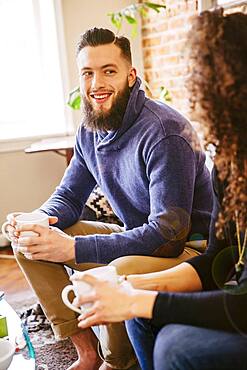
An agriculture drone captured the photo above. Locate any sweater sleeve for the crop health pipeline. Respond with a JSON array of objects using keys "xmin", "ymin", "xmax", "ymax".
[
  {"xmin": 39, "ymin": 129, "xmax": 96, "ymax": 230},
  {"xmin": 151, "ymin": 278, "xmax": 247, "ymax": 334}
]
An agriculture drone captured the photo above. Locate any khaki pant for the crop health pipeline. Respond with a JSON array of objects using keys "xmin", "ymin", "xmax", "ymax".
[{"xmin": 15, "ymin": 221, "xmax": 201, "ymax": 369}]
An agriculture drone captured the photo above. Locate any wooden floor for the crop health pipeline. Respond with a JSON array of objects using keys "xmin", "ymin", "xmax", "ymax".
[{"xmin": 0, "ymin": 248, "xmax": 35, "ymax": 307}]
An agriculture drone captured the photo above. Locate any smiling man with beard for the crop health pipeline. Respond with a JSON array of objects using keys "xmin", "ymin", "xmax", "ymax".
[
  {"xmin": 6, "ymin": 28, "xmax": 213, "ymax": 370},
  {"xmin": 82, "ymin": 78, "xmax": 131, "ymax": 132}
]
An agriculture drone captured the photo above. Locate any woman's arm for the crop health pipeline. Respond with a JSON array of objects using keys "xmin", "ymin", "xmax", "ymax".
[
  {"xmin": 152, "ymin": 281, "xmax": 247, "ymax": 333},
  {"xmin": 74, "ymin": 273, "xmax": 247, "ymax": 334},
  {"xmin": 127, "ymin": 262, "xmax": 202, "ymax": 292}
]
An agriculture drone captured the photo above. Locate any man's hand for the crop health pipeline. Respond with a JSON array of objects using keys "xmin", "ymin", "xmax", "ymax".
[
  {"xmin": 5, "ymin": 213, "xmax": 57, "ymax": 243},
  {"xmin": 72, "ymin": 274, "xmax": 157, "ymax": 328},
  {"xmin": 15, "ymin": 222, "xmax": 75, "ymax": 262}
]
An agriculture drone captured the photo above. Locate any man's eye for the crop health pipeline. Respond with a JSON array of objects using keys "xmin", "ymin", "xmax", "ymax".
[
  {"xmin": 105, "ymin": 70, "xmax": 116, "ymax": 75},
  {"xmin": 82, "ymin": 71, "xmax": 92, "ymax": 77}
]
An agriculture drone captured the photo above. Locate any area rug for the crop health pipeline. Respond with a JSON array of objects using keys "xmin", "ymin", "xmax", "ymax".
[
  {"xmin": 32, "ymin": 338, "xmax": 77, "ymax": 370},
  {"xmin": 17, "ymin": 303, "xmax": 140, "ymax": 370},
  {"xmin": 17, "ymin": 303, "xmax": 78, "ymax": 369}
]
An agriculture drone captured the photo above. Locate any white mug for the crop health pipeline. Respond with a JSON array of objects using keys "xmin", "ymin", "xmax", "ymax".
[
  {"xmin": 1, "ymin": 212, "xmax": 49, "ymax": 241},
  {"xmin": 62, "ymin": 265, "xmax": 118, "ymax": 314}
]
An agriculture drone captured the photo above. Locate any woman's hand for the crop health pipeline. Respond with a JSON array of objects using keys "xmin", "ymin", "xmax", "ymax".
[{"xmin": 72, "ymin": 274, "xmax": 157, "ymax": 328}]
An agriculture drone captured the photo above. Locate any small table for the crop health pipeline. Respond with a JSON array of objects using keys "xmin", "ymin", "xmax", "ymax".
[{"xmin": 25, "ymin": 135, "xmax": 75, "ymax": 165}]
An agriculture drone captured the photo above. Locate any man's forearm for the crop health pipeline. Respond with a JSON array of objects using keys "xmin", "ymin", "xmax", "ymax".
[{"xmin": 127, "ymin": 262, "xmax": 202, "ymax": 293}]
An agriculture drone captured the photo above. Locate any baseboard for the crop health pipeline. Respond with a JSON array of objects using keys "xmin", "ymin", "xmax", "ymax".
[
  {"xmin": 0, "ymin": 254, "xmax": 15, "ymax": 259},
  {"xmin": 0, "ymin": 239, "xmax": 14, "ymax": 259},
  {"xmin": 0, "ymin": 233, "xmax": 11, "ymax": 248}
]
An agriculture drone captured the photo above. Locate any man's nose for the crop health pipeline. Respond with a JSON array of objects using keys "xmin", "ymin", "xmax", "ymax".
[{"xmin": 91, "ymin": 72, "xmax": 105, "ymax": 90}]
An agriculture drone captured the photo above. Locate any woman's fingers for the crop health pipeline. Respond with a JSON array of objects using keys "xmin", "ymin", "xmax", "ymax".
[
  {"xmin": 78, "ymin": 315, "xmax": 105, "ymax": 328},
  {"xmin": 70, "ymin": 273, "xmax": 99, "ymax": 285},
  {"xmin": 78, "ymin": 306, "xmax": 96, "ymax": 320},
  {"xmin": 72, "ymin": 292, "xmax": 96, "ymax": 306},
  {"xmin": 78, "ymin": 306, "xmax": 106, "ymax": 328}
]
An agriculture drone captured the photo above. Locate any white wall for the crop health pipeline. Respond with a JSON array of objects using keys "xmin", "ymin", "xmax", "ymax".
[
  {"xmin": 0, "ymin": 151, "xmax": 65, "ymax": 226},
  {"xmin": 0, "ymin": 0, "xmax": 143, "ymax": 228}
]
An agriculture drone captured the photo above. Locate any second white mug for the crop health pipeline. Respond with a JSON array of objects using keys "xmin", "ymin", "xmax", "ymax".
[{"xmin": 61, "ymin": 265, "xmax": 118, "ymax": 314}]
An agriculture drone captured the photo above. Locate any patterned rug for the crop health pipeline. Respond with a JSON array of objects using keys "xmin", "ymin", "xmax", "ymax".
[
  {"xmin": 18, "ymin": 303, "xmax": 140, "ymax": 370},
  {"xmin": 18, "ymin": 303, "xmax": 77, "ymax": 369}
]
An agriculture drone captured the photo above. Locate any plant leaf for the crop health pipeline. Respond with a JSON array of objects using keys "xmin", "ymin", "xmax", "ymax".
[
  {"xmin": 111, "ymin": 13, "xmax": 122, "ymax": 31},
  {"xmin": 144, "ymin": 2, "xmax": 166, "ymax": 13},
  {"xmin": 69, "ymin": 95, "xmax": 81, "ymax": 110},
  {"xmin": 124, "ymin": 15, "xmax": 137, "ymax": 24},
  {"xmin": 67, "ymin": 87, "xmax": 81, "ymax": 110},
  {"xmin": 108, "ymin": 2, "xmax": 165, "ymax": 32}
]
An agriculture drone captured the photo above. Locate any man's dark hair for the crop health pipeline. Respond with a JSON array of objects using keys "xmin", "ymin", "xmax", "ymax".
[{"xmin": 76, "ymin": 27, "xmax": 132, "ymax": 64}]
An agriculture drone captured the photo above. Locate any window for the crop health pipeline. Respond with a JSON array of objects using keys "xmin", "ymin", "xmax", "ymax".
[
  {"xmin": 0, "ymin": 0, "xmax": 72, "ymax": 141},
  {"xmin": 217, "ymin": 0, "xmax": 247, "ymax": 7},
  {"xmin": 199, "ymin": 0, "xmax": 246, "ymax": 11}
]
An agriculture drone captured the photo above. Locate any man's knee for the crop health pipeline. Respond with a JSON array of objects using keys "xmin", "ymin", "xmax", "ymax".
[
  {"xmin": 109, "ymin": 254, "xmax": 185, "ymax": 276},
  {"xmin": 152, "ymin": 240, "xmax": 185, "ymax": 258},
  {"xmin": 64, "ymin": 220, "xmax": 123, "ymax": 237},
  {"xmin": 109, "ymin": 256, "xmax": 142, "ymax": 275}
]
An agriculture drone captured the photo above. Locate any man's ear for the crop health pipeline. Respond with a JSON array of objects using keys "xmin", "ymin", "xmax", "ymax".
[{"xmin": 128, "ymin": 67, "xmax": 137, "ymax": 88}]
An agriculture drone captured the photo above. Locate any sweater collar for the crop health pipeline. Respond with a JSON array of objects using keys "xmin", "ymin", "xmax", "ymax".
[{"xmin": 96, "ymin": 77, "xmax": 145, "ymax": 148}]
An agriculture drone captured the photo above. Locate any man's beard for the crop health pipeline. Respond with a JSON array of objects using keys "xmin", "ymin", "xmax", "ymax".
[{"xmin": 82, "ymin": 82, "xmax": 130, "ymax": 131}]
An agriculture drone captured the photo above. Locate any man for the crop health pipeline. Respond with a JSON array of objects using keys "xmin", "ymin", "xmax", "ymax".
[{"xmin": 7, "ymin": 28, "xmax": 212, "ymax": 370}]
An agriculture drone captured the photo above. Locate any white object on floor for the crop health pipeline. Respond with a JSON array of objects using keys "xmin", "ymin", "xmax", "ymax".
[
  {"xmin": 8, "ymin": 355, "xmax": 35, "ymax": 370},
  {"xmin": 0, "ymin": 299, "xmax": 35, "ymax": 370},
  {"xmin": 0, "ymin": 339, "xmax": 15, "ymax": 370}
]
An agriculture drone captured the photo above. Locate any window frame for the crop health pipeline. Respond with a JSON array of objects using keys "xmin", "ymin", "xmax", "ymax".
[
  {"xmin": 198, "ymin": 0, "xmax": 247, "ymax": 11},
  {"xmin": 0, "ymin": 0, "xmax": 74, "ymax": 151}
]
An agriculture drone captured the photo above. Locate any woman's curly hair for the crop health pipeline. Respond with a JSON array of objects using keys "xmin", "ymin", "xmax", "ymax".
[{"xmin": 187, "ymin": 9, "xmax": 247, "ymax": 237}]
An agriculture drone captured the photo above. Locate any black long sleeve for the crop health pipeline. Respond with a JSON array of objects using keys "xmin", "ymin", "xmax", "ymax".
[
  {"xmin": 152, "ymin": 280, "xmax": 247, "ymax": 334},
  {"xmin": 151, "ymin": 168, "xmax": 247, "ymax": 334},
  {"xmin": 187, "ymin": 167, "xmax": 239, "ymax": 290}
]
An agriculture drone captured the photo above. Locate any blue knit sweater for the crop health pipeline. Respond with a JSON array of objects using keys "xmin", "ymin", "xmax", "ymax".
[{"xmin": 40, "ymin": 78, "xmax": 213, "ymax": 264}]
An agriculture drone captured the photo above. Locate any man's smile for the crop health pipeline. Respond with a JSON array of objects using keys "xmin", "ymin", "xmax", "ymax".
[{"xmin": 89, "ymin": 92, "xmax": 113, "ymax": 104}]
